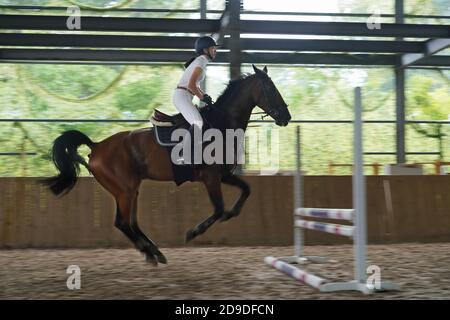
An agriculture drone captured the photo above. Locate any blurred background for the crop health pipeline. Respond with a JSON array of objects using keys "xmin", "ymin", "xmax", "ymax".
[{"xmin": 0, "ymin": 0, "xmax": 448, "ymax": 177}]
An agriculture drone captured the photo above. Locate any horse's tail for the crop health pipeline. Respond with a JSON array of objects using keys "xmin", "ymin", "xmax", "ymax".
[{"xmin": 40, "ymin": 130, "xmax": 95, "ymax": 196}]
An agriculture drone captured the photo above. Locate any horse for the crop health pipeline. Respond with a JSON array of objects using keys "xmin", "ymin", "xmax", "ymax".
[{"xmin": 40, "ymin": 64, "xmax": 291, "ymax": 265}]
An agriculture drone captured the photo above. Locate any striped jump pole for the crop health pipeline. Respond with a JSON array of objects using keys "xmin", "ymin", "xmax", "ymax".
[
  {"xmin": 295, "ymin": 208, "xmax": 354, "ymax": 221},
  {"xmin": 264, "ymin": 256, "xmax": 326, "ymax": 289},
  {"xmin": 294, "ymin": 220, "xmax": 354, "ymax": 238}
]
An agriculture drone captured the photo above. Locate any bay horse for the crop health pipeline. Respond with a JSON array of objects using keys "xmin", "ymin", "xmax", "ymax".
[{"xmin": 40, "ymin": 65, "xmax": 291, "ymax": 265}]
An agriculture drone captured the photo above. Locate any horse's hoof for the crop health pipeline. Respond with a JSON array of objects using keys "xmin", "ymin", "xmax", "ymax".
[
  {"xmin": 185, "ymin": 229, "xmax": 196, "ymax": 243},
  {"xmin": 157, "ymin": 252, "xmax": 168, "ymax": 264},
  {"xmin": 145, "ymin": 254, "xmax": 158, "ymax": 266}
]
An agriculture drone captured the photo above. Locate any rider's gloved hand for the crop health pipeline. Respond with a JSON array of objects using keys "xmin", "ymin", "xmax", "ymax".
[{"xmin": 201, "ymin": 94, "xmax": 213, "ymax": 106}]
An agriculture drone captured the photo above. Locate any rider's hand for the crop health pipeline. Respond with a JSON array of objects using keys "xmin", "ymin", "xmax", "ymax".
[{"xmin": 201, "ymin": 94, "xmax": 213, "ymax": 106}]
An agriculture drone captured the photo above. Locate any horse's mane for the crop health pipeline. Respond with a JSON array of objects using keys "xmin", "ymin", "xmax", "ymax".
[{"xmin": 215, "ymin": 73, "xmax": 254, "ymax": 107}]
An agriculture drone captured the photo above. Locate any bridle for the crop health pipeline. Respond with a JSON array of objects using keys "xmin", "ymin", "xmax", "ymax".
[{"xmin": 251, "ymin": 74, "xmax": 282, "ymax": 120}]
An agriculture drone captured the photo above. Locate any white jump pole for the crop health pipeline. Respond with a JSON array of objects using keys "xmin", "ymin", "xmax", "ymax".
[
  {"xmin": 264, "ymin": 256, "xmax": 326, "ymax": 288},
  {"xmin": 295, "ymin": 208, "xmax": 354, "ymax": 221},
  {"xmin": 289, "ymin": 126, "xmax": 324, "ymax": 264},
  {"xmin": 294, "ymin": 125, "xmax": 302, "ymax": 258},
  {"xmin": 353, "ymin": 86, "xmax": 367, "ymax": 284},
  {"xmin": 350, "ymin": 87, "xmax": 398, "ymax": 292}
]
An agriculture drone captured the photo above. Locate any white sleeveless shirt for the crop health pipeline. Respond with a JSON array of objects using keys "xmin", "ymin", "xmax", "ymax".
[{"xmin": 177, "ymin": 55, "xmax": 209, "ymax": 87}]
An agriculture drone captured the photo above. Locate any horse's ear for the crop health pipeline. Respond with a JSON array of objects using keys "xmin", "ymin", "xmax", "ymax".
[
  {"xmin": 252, "ymin": 64, "xmax": 259, "ymax": 73},
  {"xmin": 263, "ymin": 66, "xmax": 268, "ymax": 74}
]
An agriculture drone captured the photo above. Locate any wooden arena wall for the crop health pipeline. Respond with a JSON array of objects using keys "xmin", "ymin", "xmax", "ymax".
[{"xmin": 0, "ymin": 176, "xmax": 449, "ymax": 248}]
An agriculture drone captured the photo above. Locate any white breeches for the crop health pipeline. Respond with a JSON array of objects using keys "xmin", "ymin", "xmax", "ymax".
[{"xmin": 172, "ymin": 89, "xmax": 203, "ymax": 128}]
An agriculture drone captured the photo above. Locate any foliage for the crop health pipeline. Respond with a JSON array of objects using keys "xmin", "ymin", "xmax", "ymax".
[
  {"xmin": 2, "ymin": 62, "xmax": 448, "ymax": 176},
  {"xmin": 0, "ymin": 0, "xmax": 448, "ymax": 176},
  {"xmin": 406, "ymin": 70, "xmax": 450, "ymax": 159}
]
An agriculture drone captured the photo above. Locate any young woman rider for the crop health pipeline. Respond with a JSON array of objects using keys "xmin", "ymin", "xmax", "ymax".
[{"xmin": 172, "ymin": 36, "xmax": 218, "ymax": 165}]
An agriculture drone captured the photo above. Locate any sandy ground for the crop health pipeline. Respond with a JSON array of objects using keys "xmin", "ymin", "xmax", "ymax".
[{"xmin": 0, "ymin": 243, "xmax": 449, "ymax": 300}]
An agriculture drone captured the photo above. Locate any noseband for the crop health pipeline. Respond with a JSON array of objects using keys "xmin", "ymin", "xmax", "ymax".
[{"xmin": 252, "ymin": 75, "xmax": 281, "ymax": 120}]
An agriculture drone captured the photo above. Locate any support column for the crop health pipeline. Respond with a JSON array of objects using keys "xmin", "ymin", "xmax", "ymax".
[
  {"xmin": 200, "ymin": 0, "xmax": 207, "ymax": 97},
  {"xmin": 228, "ymin": 0, "xmax": 243, "ymax": 174},
  {"xmin": 395, "ymin": 68, "xmax": 406, "ymax": 163},
  {"xmin": 200, "ymin": 0, "xmax": 207, "ymax": 19},
  {"xmin": 395, "ymin": 0, "xmax": 404, "ymax": 24},
  {"xmin": 229, "ymin": 0, "xmax": 241, "ymax": 80},
  {"xmin": 395, "ymin": 0, "xmax": 406, "ymax": 163}
]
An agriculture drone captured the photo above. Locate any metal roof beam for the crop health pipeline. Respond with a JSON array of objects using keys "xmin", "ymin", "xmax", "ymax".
[
  {"xmin": 1, "ymin": 49, "xmax": 448, "ymax": 66},
  {"xmin": 0, "ymin": 14, "xmax": 220, "ymax": 33},
  {"xmin": 213, "ymin": 3, "xmax": 230, "ymax": 45},
  {"xmin": 1, "ymin": 15, "xmax": 448, "ymax": 38},
  {"xmin": 401, "ymin": 38, "xmax": 450, "ymax": 67},
  {"xmin": 237, "ymin": 39, "xmax": 423, "ymax": 53},
  {"xmin": 0, "ymin": 33, "xmax": 197, "ymax": 49},
  {"xmin": 0, "ymin": 34, "xmax": 425, "ymax": 53},
  {"xmin": 240, "ymin": 20, "xmax": 450, "ymax": 38}
]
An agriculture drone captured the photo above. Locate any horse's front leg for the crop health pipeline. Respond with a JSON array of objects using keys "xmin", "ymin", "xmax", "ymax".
[
  {"xmin": 185, "ymin": 168, "xmax": 224, "ymax": 243},
  {"xmin": 219, "ymin": 174, "xmax": 251, "ymax": 222}
]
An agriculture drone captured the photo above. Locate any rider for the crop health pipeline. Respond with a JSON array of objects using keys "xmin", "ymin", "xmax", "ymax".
[{"xmin": 172, "ymin": 35, "xmax": 218, "ymax": 165}]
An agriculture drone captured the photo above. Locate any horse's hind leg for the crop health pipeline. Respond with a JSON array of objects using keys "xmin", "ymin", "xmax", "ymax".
[
  {"xmin": 88, "ymin": 134, "xmax": 166, "ymax": 265},
  {"xmin": 90, "ymin": 166, "xmax": 164, "ymax": 265},
  {"xmin": 130, "ymin": 192, "xmax": 167, "ymax": 264},
  {"xmin": 114, "ymin": 201, "xmax": 141, "ymax": 251},
  {"xmin": 115, "ymin": 189, "xmax": 165, "ymax": 265}
]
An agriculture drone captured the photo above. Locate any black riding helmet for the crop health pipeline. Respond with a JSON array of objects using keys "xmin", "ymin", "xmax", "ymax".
[{"xmin": 195, "ymin": 36, "xmax": 218, "ymax": 55}]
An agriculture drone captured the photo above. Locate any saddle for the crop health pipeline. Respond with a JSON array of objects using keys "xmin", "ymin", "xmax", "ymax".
[
  {"xmin": 150, "ymin": 109, "xmax": 190, "ymax": 147},
  {"xmin": 150, "ymin": 109, "xmax": 188, "ymax": 128},
  {"xmin": 150, "ymin": 106, "xmax": 219, "ymax": 147}
]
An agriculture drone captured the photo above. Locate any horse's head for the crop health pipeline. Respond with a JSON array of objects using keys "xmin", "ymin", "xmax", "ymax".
[{"xmin": 251, "ymin": 64, "xmax": 291, "ymax": 127}]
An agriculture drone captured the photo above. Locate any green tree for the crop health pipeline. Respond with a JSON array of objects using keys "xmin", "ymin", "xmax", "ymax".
[{"xmin": 406, "ymin": 71, "xmax": 450, "ymax": 160}]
